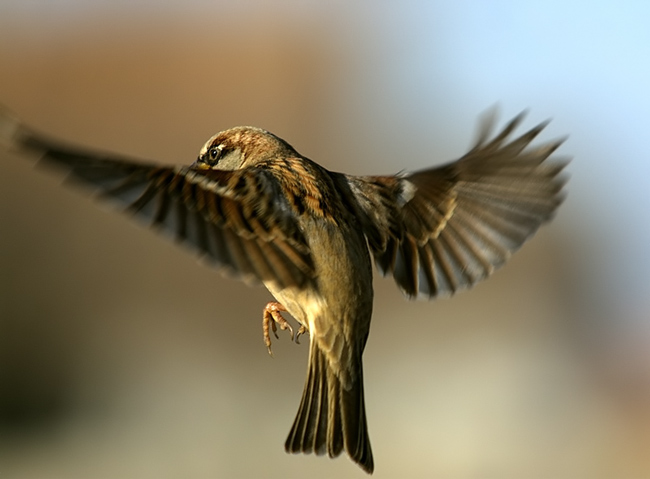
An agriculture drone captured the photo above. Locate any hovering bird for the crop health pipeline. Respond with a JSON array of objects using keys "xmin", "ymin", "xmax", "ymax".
[{"xmin": 0, "ymin": 107, "xmax": 568, "ymax": 474}]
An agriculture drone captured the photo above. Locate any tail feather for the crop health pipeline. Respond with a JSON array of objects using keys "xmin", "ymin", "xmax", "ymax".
[{"xmin": 285, "ymin": 344, "xmax": 373, "ymax": 474}]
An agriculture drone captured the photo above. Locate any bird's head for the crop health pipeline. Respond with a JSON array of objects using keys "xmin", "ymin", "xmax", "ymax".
[{"xmin": 194, "ymin": 126, "xmax": 299, "ymax": 170}]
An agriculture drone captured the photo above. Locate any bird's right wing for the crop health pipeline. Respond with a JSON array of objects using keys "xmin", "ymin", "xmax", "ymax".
[
  {"xmin": 341, "ymin": 112, "xmax": 569, "ymax": 298},
  {"xmin": 1, "ymin": 107, "xmax": 314, "ymax": 289}
]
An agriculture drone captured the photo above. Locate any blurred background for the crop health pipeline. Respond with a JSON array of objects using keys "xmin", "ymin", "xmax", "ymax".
[{"xmin": 1, "ymin": 1, "xmax": 649, "ymax": 478}]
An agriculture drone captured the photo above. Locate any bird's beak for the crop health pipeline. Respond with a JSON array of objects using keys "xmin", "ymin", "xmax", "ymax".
[{"xmin": 191, "ymin": 156, "xmax": 210, "ymax": 169}]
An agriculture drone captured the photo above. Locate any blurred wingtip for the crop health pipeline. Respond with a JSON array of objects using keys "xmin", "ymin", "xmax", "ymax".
[
  {"xmin": 0, "ymin": 104, "xmax": 24, "ymax": 150},
  {"xmin": 473, "ymin": 106, "xmax": 532, "ymax": 148},
  {"xmin": 473, "ymin": 105, "xmax": 500, "ymax": 146}
]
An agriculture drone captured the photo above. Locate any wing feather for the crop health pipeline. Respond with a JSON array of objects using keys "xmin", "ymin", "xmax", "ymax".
[
  {"xmin": 342, "ymin": 112, "xmax": 568, "ymax": 298},
  {"xmin": 7, "ymin": 121, "xmax": 314, "ymax": 289}
]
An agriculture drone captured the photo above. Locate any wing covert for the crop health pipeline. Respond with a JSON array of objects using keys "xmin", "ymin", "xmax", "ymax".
[
  {"xmin": 6, "ymin": 119, "xmax": 314, "ymax": 289},
  {"xmin": 344, "ymin": 112, "xmax": 568, "ymax": 298}
]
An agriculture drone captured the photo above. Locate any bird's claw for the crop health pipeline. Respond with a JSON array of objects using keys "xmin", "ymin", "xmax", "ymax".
[
  {"xmin": 263, "ymin": 301, "xmax": 298, "ymax": 356},
  {"xmin": 295, "ymin": 325, "xmax": 307, "ymax": 344}
]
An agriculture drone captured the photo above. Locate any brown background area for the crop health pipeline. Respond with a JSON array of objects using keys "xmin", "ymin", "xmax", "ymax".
[{"xmin": 1, "ymin": 3, "xmax": 649, "ymax": 478}]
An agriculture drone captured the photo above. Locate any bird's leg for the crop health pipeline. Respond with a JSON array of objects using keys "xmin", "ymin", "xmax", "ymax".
[{"xmin": 263, "ymin": 302, "xmax": 293, "ymax": 356}]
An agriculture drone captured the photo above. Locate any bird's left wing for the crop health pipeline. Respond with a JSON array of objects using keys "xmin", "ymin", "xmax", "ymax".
[
  {"xmin": 1, "ymin": 108, "xmax": 314, "ymax": 289},
  {"xmin": 339, "ymin": 112, "xmax": 569, "ymax": 299}
]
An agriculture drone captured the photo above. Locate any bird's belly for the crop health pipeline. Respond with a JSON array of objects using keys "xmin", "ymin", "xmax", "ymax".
[{"xmin": 263, "ymin": 218, "xmax": 374, "ymax": 338}]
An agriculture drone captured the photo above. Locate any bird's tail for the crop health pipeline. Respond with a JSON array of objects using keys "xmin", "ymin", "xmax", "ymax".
[{"xmin": 285, "ymin": 343, "xmax": 374, "ymax": 474}]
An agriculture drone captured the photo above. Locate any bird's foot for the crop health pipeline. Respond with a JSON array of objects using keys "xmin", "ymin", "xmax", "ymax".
[
  {"xmin": 295, "ymin": 325, "xmax": 307, "ymax": 344},
  {"xmin": 263, "ymin": 302, "xmax": 293, "ymax": 356}
]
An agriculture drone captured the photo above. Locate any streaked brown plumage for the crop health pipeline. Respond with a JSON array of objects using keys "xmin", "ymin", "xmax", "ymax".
[{"xmin": 0, "ymin": 107, "xmax": 568, "ymax": 474}]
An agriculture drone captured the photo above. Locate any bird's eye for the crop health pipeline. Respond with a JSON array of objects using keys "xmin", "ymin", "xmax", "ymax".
[{"xmin": 209, "ymin": 147, "xmax": 221, "ymax": 161}]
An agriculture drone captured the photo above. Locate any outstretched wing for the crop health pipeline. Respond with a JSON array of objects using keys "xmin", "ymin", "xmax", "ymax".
[
  {"xmin": 1, "ymin": 109, "xmax": 313, "ymax": 289},
  {"xmin": 342, "ymin": 111, "xmax": 568, "ymax": 298}
]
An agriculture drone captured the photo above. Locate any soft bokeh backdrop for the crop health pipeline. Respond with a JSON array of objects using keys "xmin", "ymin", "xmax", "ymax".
[{"xmin": 1, "ymin": 2, "xmax": 649, "ymax": 478}]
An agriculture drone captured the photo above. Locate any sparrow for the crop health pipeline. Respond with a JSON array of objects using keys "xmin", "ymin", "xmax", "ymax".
[{"xmin": 0, "ymin": 107, "xmax": 568, "ymax": 474}]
